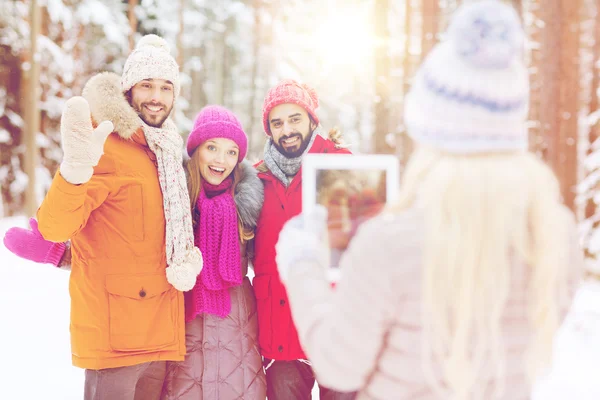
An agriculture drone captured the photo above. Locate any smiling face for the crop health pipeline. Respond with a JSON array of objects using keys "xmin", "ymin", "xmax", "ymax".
[
  {"xmin": 196, "ymin": 138, "xmax": 240, "ymax": 185},
  {"xmin": 268, "ymin": 103, "xmax": 316, "ymax": 158},
  {"xmin": 130, "ymin": 78, "xmax": 175, "ymax": 127}
]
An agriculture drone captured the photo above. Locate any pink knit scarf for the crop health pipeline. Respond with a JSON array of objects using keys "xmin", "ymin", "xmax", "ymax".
[{"xmin": 185, "ymin": 177, "xmax": 242, "ymax": 321}]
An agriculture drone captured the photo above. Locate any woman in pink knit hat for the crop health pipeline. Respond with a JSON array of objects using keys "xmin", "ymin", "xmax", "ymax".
[
  {"xmin": 4, "ymin": 105, "xmax": 267, "ymax": 400},
  {"xmin": 162, "ymin": 104, "xmax": 266, "ymax": 399}
]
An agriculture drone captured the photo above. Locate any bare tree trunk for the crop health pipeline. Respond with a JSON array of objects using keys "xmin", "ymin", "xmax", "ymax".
[
  {"xmin": 247, "ymin": 0, "xmax": 261, "ymax": 158},
  {"xmin": 214, "ymin": 33, "xmax": 226, "ymax": 105},
  {"xmin": 398, "ymin": 0, "xmax": 415, "ymax": 166},
  {"xmin": 373, "ymin": 0, "xmax": 393, "ymax": 154},
  {"xmin": 538, "ymin": 0, "xmax": 581, "ymax": 211},
  {"xmin": 585, "ymin": 0, "xmax": 600, "ymax": 219},
  {"xmin": 511, "ymin": 0, "xmax": 523, "ymax": 17},
  {"xmin": 438, "ymin": 0, "xmax": 460, "ymax": 34},
  {"xmin": 223, "ymin": 17, "xmax": 236, "ymax": 109},
  {"xmin": 176, "ymin": 0, "xmax": 184, "ymax": 67},
  {"xmin": 589, "ymin": 0, "xmax": 600, "ymax": 152},
  {"xmin": 128, "ymin": 0, "xmax": 138, "ymax": 51},
  {"xmin": 190, "ymin": 45, "xmax": 208, "ymax": 113},
  {"xmin": 558, "ymin": 0, "xmax": 581, "ymax": 211},
  {"xmin": 403, "ymin": 0, "xmax": 414, "ymax": 101},
  {"xmin": 249, "ymin": 0, "xmax": 279, "ymax": 159},
  {"xmin": 527, "ymin": 1, "xmax": 544, "ymax": 155},
  {"xmin": 22, "ymin": 0, "xmax": 41, "ymax": 217},
  {"xmin": 421, "ymin": 0, "xmax": 440, "ymax": 61},
  {"xmin": 0, "ymin": 44, "xmax": 22, "ymax": 216},
  {"xmin": 399, "ymin": 0, "xmax": 439, "ymax": 163},
  {"xmin": 171, "ymin": 0, "xmax": 185, "ymax": 124}
]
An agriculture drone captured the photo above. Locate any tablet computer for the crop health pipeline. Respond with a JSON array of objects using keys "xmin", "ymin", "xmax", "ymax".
[{"xmin": 302, "ymin": 153, "xmax": 400, "ymax": 282}]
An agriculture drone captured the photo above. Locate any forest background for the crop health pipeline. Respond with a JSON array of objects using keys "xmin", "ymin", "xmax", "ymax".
[{"xmin": 2, "ymin": 0, "xmax": 600, "ymax": 264}]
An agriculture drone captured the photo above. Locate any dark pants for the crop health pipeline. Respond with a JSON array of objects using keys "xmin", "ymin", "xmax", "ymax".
[
  {"xmin": 84, "ymin": 361, "xmax": 167, "ymax": 400},
  {"xmin": 264, "ymin": 358, "xmax": 357, "ymax": 400}
]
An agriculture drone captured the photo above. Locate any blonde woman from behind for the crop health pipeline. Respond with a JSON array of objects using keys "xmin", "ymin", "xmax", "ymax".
[{"xmin": 274, "ymin": 1, "xmax": 583, "ymax": 399}]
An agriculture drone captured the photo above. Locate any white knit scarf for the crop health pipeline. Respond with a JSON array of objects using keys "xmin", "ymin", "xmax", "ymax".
[{"xmin": 143, "ymin": 119, "xmax": 203, "ymax": 291}]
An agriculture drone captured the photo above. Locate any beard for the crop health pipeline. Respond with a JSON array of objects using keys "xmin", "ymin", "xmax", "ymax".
[
  {"xmin": 132, "ymin": 101, "xmax": 172, "ymax": 128},
  {"xmin": 273, "ymin": 131, "xmax": 314, "ymax": 158}
]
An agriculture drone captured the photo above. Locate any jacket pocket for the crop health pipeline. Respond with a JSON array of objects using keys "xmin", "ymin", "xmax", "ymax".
[
  {"xmin": 106, "ymin": 273, "xmax": 176, "ymax": 352},
  {"xmin": 252, "ymin": 275, "xmax": 272, "ymax": 353},
  {"xmin": 127, "ymin": 184, "xmax": 145, "ymax": 242}
]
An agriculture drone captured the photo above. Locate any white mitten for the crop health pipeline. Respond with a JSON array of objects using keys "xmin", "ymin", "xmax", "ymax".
[
  {"xmin": 166, "ymin": 247, "xmax": 203, "ymax": 292},
  {"xmin": 276, "ymin": 205, "xmax": 330, "ymax": 284},
  {"xmin": 59, "ymin": 96, "xmax": 114, "ymax": 184}
]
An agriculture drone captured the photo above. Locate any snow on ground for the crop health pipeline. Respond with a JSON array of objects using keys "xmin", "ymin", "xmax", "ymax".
[
  {"xmin": 0, "ymin": 216, "xmax": 83, "ymax": 400},
  {"xmin": 5, "ymin": 213, "xmax": 600, "ymax": 399}
]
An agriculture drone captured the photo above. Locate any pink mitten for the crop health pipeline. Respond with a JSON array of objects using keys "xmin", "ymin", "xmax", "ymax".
[{"xmin": 3, "ymin": 218, "xmax": 66, "ymax": 267}]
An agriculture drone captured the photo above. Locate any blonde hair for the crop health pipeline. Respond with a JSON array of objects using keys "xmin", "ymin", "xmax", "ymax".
[
  {"xmin": 186, "ymin": 149, "xmax": 254, "ymax": 243},
  {"xmin": 392, "ymin": 145, "xmax": 570, "ymax": 399}
]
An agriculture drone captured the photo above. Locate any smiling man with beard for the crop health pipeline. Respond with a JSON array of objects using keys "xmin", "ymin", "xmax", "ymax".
[
  {"xmin": 127, "ymin": 78, "xmax": 175, "ymax": 127},
  {"xmin": 268, "ymin": 102, "xmax": 315, "ymax": 158},
  {"xmin": 252, "ymin": 80, "xmax": 355, "ymax": 400},
  {"xmin": 29, "ymin": 34, "xmax": 202, "ymax": 400}
]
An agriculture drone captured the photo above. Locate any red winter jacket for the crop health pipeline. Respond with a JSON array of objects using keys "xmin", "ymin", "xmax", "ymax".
[{"xmin": 253, "ymin": 134, "xmax": 350, "ymax": 361}]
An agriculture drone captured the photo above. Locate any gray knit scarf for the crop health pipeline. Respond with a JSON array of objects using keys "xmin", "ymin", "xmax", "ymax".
[{"xmin": 263, "ymin": 127, "xmax": 321, "ymax": 186}]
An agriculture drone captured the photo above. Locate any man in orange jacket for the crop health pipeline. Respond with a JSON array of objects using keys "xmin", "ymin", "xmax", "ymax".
[{"xmin": 30, "ymin": 35, "xmax": 202, "ymax": 399}]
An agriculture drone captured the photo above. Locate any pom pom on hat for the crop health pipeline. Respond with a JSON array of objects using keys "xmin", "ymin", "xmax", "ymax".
[
  {"xmin": 135, "ymin": 34, "xmax": 171, "ymax": 52},
  {"xmin": 403, "ymin": 0, "xmax": 529, "ymax": 154},
  {"xmin": 121, "ymin": 34, "xmax": 180, "ymax": 98},
  {"xmin": 300, "ymin": 82, "xmax": 319, "ymax": 109},
  {"xmin": 186, "ymin": 105, "xmax": 248, "ymax": 162},
  {"xmin": 449, "ymin": 0, "xmax": 524, "ymax": 69}
]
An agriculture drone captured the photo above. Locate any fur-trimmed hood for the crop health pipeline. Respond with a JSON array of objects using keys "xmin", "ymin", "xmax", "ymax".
[
  {"xmin": 81, "ymin": 72, "xmax": 142, "ymax": 140},
  {"xmin": 234, "ymin": 160, "xmax": 264, "ymax": 229}
]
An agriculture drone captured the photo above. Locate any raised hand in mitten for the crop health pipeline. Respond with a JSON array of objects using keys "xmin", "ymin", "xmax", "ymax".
[
  {"xmin": 3, "ymin": 218, "xmax": 67, "ymax": 267},
  {"xmin": 59, "ymin": 96, "xmax": 114, "ymax": 184}
]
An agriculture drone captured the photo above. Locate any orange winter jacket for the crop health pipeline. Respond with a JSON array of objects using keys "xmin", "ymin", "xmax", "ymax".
[{"xmin": 36, "ymin": 72, "xmax": 186, "ymax": 370}]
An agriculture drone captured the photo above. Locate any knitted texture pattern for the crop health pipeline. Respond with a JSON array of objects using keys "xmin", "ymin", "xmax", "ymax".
[
  {"xmin": 186, "ymin": 105, "xmax": 248, "ymax": 160},
  {"xmin": 143, "ymin": 118, "xmax": 203, "ymax": 291},
  {"xmin": 262, "ymin": 126, "xmax": 320, "ymax": 187},
  {"xmin": 121, "ymin": 34, "xmax": 180, "ymax": 98},
  {"xmin": 262, "ymin": 79, "xmax": 320, "ymax": 135},
  {"xmin": 3, "ymin": 218, "xmax": 66, "ymax": 267},
  {"xmin": 404, "ymin": 0, "xmax": 528, "ymax": 154},
  {"xmin": 59, "ymin": 97, "xmax": 114, "ymax": 184},
  {"xmin": 186, "ymin": 178, "xmax": 242, "ymax": 320}
]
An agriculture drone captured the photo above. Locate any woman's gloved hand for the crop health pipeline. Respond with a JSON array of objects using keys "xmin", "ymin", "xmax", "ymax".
[
  {"xmin": 3, "ymin": 218, "xmax": 67, "ymax": 267},
  {"xmin": 276, "ymin": 205, "xmax": 330, "ymax": 284}
]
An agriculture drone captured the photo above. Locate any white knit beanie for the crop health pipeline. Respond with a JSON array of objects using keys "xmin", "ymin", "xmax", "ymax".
[
  {"xmin": 121, "ymin": 34, "xmax": 180, "ymax": 98},
  {"xmin": 404, "ymin": 0, "xmax": 529, "ymax": 154}
]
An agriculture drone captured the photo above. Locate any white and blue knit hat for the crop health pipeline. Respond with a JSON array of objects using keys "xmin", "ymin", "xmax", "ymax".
[{"xmin": 404, "ymin": 0, "xmax": 529, "ymax": 153}]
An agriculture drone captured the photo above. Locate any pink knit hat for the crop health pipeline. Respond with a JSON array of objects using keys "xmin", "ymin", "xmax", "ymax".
[
  {"xmin": 186, "ymin": 105, "xmax": 248, "ymax": 161},
  {"xmin": 262, "ymin": 79, "xmax": 320, "ymax": 135}
]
